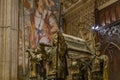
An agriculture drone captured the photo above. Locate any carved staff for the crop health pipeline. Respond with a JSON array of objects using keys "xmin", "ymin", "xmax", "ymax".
[{"xmin": 56, "ymin": 0, "xmax": 63, "ymax": 79}]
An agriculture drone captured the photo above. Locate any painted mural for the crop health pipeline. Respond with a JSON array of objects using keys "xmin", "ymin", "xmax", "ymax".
[{"xmin": 24, "ymin": 0, "xmax": 59, "ymax": 49}]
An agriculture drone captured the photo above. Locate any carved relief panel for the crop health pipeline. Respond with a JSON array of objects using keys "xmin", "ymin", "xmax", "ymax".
[
  {"xmin": 96, "ymin": 1, "xmax": 120, "ymax": 80},
  {"xmin": 97, "ymin": 21, "xmax": 120, "ymax": 80},
  {"xmin": 98, "ymin": 1, "xmax": 120, "ymax": 27}
]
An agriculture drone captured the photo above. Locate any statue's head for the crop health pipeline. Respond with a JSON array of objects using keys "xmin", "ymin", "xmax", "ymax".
[
  {"xmin": 53, "ymin": 33, "xmax": 58, "ymax": 46},
  {"xmin": 95, "ymin": 42, "xmax": 102, "ymax": 56},
  {"xmin": 95, "ymin": 43, "xmax": 101, "ymax": 50}
]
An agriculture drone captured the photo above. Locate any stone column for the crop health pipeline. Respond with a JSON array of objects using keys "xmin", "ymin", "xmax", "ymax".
[{"xmin": 0, "ymin": 0, "xmax": 18, "ymax": 80}]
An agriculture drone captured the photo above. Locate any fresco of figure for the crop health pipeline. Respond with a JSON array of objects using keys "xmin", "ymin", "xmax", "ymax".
[
  {"xmin": 29, "ymin": 0, "xmax": 58, "ymax": 49},
  {"xmin": 45, "ymin": 0, "xmax": 57, "ymax": 14},
  {"xmin": 90, "ymin": 43, "xmax": 109, "ymax": 80}
]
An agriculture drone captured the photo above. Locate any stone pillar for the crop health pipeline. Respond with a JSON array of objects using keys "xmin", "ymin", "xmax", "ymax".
[{"xmin": 0, "ymin": 0, "xmax": 18, "ymax": 80}]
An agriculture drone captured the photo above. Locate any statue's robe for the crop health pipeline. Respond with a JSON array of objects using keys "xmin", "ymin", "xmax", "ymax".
[
  {"xmin": 90, "ymin": 55, "xmax": 109, "ymax": 80},
  {"xmin": 47, "ymin": 32, "xmax": 68, "ymax": 80}
]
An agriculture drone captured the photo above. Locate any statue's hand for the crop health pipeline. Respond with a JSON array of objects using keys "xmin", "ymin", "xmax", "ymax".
[
  {"xmin": 36, "ymin": 54, "xmax": 42, "ymax": 61},
  {"xmin": 26, "ymin": 49, "xmax": 29, "ymax": 53},
  {"xmin": 26, "ymin": 48, "xmax": 31, "ymax": 52}
]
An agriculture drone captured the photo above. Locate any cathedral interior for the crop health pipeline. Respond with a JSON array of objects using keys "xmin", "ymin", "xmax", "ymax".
[{"xmin": 0, "ymin": 0, "xmax": 120, "ymax": 80}]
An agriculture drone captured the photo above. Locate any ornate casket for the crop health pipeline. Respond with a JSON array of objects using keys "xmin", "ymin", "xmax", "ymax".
[
  {"xmin": 26, "ymin": 33, "xmax": 93, "ymax": 80},
  {"xmin": 63, "ymin": 33, "xmax": 92, "ymax": 59}
]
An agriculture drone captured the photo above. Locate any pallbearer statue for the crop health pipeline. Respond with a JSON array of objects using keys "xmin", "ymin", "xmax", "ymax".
[
  {"xmin": 90, "ymin": 43, "xmax": 109, "ymax": 80},
  {"xmin": 26, "ymin": 32, "xmax": 68, "ymax": 80},
  {"xmin": 70, "ymin": 59, "xmax": 90, "ymax": 80},
  {"xmin": 47, "ymin": 32, "xmax": 68, "ymax": 80},
  {"xmin": 26, "ymin": 43, "xmax": 49, "ymax": 80}
]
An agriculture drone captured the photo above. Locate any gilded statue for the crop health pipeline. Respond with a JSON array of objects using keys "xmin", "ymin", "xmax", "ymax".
[
  {"xmin": 47, "ymin": 32, "xmax": 68, "ymax": 80},
  {"xmin": 26, "ymin": 32, "xmax": 68, "ymax": 80},
  {"xmin": 26, "ymin": 43, "xmax": 49, "ymax": 80},
  {"xmin": 70, "ymin": 59, "xmax": 90, "ymax": 80},
  {"xmin": 90, "ymin": 43, "xmax": 109, "ymax": 80}
]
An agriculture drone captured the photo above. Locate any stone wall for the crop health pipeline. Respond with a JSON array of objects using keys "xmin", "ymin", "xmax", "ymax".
[{"xmin": 63, "ymin": 0, "xmax": 95, "ymax": 51}]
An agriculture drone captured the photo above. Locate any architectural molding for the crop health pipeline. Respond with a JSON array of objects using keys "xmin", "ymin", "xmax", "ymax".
[
  {"xmin": 97, "ymin": 0, "xmax": 118, "ymax": 10},
  {"xmin": 63, "ymin": 0, "xmax": 90, "ymax": 17},
  {"xmin": 63, "ymin": 0, "xmax": 86, "ymax": 13},
  {"xmin": 63, "ymin": 0, "xmax": 79, "ymax": 10}
]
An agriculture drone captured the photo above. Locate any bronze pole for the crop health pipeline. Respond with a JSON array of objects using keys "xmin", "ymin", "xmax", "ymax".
[{"xmin": 56, "ymin": 0, "xmax": 63, "ymax": 79}]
